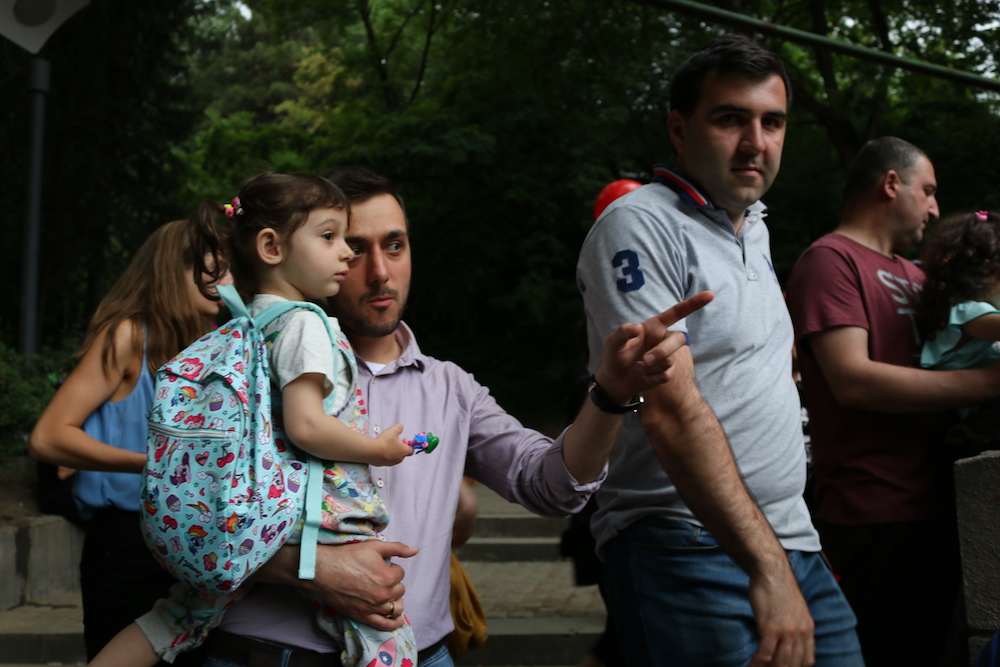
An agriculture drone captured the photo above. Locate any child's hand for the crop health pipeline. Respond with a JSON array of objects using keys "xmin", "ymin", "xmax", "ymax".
[{"xmin": 370, "ymin": 423, "xmax": 413, "ymax": 466}]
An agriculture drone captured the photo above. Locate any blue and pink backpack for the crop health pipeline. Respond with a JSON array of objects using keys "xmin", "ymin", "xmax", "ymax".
[{"xmin": 139, "ymin": 285, "xmax": 330, "ymax": 594}]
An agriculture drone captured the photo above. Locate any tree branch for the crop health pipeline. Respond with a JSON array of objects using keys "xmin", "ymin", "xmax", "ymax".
[
  {"xmin": 407, "ymin": 1, "xmax": 449, "ymax": 107},
  {"xmin": 355, "ymin": 0, "xmax": 397, "ymax": 109},
  {"xmin": 865, "ymin": 0, "xmax": 895, "ymax": 53},
  {"xmin": 385, "ymin": 0, "xmax": 428, "ymax": 60},
  {"xmin": 805, "ymin": 0, "xmax": 839, "ymax": 98}
]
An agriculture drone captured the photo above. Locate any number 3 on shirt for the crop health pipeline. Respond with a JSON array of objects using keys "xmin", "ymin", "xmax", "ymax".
[{"xmin": 613, "ymin": 249, "xmax": 645, "ymax": 293}]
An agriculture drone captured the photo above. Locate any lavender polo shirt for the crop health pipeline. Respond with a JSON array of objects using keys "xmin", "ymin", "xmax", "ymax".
[{"xmin": 219, "ymin": 322, "xmax": 601, "ymax": 651}]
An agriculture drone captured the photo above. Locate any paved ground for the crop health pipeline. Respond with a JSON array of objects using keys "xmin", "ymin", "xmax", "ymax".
[
  {"xmin": 0, "ymin": 560, "xmax": 604, "ymax": 636},
  {"xmin": 0, "ymin": 481, "xmax": 604, "ymax": 666},
  {"xmin": 465, "ymin": 560, "xmax": 603, "ymax": 618},
  {"xmin": 461, "ymin": 482, "xmax": 603, "ymax": 617}
]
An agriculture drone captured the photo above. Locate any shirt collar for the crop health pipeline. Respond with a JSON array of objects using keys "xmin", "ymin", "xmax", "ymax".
[
  {"xmin": 652, "ymin": 165, "xmax": 710, "ymax": 208},
  {"xmin": 651, "ymin": 164, "xmax": 768, "ymax": 229},
  {"xmin": 740, "ymin": 203, "xmax": 768, "ymax": 237},
  {"xmin": 357, "ymin": 321, "xmax": 427, "ymax": 375}
]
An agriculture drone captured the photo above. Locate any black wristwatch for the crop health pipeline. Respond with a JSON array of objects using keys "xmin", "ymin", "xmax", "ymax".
[{"xmin": 587, "ymin": 374, "xmax": 643, "ymax": 413}]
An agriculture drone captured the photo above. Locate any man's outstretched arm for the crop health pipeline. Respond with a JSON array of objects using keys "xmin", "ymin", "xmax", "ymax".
[
  {"xmin": 641, "ymin": 347, "xmax": 814, "ymax": 667},
  {"xmin": 809, "ymin": 326, "xmax": 1000, "ymax": 413}
]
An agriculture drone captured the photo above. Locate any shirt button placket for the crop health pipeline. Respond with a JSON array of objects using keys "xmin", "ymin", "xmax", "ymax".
[{"xmin": 367, "ymin": 373, "xmax": 385, "ymax": 490}]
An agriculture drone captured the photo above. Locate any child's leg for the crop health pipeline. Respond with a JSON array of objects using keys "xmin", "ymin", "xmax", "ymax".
[
  {"xmin": 133, "ymin": 579, "xmax": 249, "ymax": 664},
  {"xmin": 310, "ymin": 463, "xmax": 414, "ymax": 664},
  {"xmin": 309, "ymin": 593, "xmax": 418, "ymax": 667},
  {"xmin": 89, "ymin": 622, "xmax": 159, "ymax": 667}
]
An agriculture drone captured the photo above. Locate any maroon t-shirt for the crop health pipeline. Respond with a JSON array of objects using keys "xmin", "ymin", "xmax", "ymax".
[{"xmin": 786, "ymin": 233, "xmax": 954, "ymax": 525}]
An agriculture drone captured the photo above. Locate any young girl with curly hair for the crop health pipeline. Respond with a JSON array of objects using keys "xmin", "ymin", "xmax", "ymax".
[{"xmin": 916, "ymin": 210, "xmax": 1000, "ymax": 454}]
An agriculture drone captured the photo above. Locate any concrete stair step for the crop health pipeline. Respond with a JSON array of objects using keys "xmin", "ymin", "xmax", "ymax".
[
  {"xmin": 457, "ymin": 560, "xmax": 604, "ymax": 666},
  {"xmin": 455, "ymin": 617, "xmax": 604, "ymax": 667},
  {"xmin": 455, "ymin": 535, "xmax": 563, "ymax": 562},
  {"xmin": 0, "ymin": 561, "xmax": 604, "ymax": 666},
  {"xmin": 0, "ymin": 484, "xmax": 596, "ymax": 665},
  {"xmin": 474, "ymin": 514, "xmax": 569, "ymax": 539},
  {"xmin": 0, "ymin": 590, "xmax": 85, "ymax": 664},
  {"xmin": 464, "ymin": 483, "xmax": 572, "ymax": 561},
  {"xmin": 455, "ymin": 486, "xmax": 604, "ymax": 665}
]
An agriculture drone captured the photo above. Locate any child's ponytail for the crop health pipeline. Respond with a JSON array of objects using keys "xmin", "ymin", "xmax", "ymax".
[
  {"xmin": 200, "ymin": 173, "xmax": 349, "ymax": 300},
  {"xmin": 188, "ymin": 201, "xmax": 230, "ymax": 300}
]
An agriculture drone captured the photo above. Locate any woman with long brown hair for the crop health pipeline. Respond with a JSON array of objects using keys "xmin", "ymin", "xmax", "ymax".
[{"xmin": 29, "ymin": 217, "xmax": 228, "ymax": 663}]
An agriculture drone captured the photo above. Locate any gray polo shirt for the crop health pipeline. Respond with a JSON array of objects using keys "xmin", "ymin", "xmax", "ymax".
[{"xmin": 577, "ymin": 169, "xmax": 819, "ymax": 555}]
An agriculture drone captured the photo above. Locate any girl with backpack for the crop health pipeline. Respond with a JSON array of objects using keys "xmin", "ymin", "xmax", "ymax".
[
  {"xmin": 28, "ymin": 217, "xmax": 229, "ymax": 664},
  {"xmin": 91, "ymin": 173, "xmax": 420, "ymax": 667}
]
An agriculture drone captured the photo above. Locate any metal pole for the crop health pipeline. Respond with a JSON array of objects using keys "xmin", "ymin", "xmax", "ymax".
[
  {"xmin": 19, "ymin": 56, "xmax": 50, "ymax": 356},
  {"xmin": 636, "ymin": 0, "xmax": 1000, "ymax": 93}
]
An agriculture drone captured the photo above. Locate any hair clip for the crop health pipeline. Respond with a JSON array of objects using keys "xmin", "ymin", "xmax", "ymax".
[
  {"xmin": 224, "ymin": 197, "xmax": 244, "ymax": 218},
  {"xmin": 976, "ymin": 210, "xmax": 989, "ymax": 222}
]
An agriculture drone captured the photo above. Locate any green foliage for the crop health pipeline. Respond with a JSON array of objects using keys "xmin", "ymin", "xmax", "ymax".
[
  {"xmin": 899, "ymin": 96, "xmax": 1000, "ymax": 218},
  {"xmin": 745, "ymin": 0, "xmax": 1000, "ymax": 166},
  {"xmin": 187, "ymin": 6, "xmax": 305, "ymax": 123},
  {"xmin": 0, "ymin": 341, "xmax": 76, "ymax": 456},
  {"xmin": 279, "ymin": 1, "xmax": 715, "ymax": 421},
  {"xmin": 176, "ymin": 109, "xmax": 316, "ymax": 207},
  {"xmin": 165, "ymin": 0, "xmax": 1000, "ymax": 425},
  {"xmin": 4, "ymin": 0, "xmax": 1000, "ymax": 429}
]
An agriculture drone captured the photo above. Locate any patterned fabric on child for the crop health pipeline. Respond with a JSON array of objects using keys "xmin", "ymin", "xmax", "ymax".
[{"xmin": 136, "ymin": 296, "xmax": 416, "ymax": 666}]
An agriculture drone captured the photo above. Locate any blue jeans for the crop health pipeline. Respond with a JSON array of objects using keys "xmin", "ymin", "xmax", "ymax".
[
  {"xmin": 419, "ymin": 642, "xmax": 454, "ymax": 667},
  {"xmin": 604, "ymin": 517, "xmax": 864, "ymax": 666}
]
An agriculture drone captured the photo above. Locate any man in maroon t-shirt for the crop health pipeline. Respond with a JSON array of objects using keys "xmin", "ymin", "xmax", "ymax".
[{"xmin": 787, "ymin": 137, "xmax": 1000, "ymax": 666}]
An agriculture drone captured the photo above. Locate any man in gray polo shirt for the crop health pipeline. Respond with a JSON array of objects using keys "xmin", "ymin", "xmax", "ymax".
[{"xmin": 577, "ymin": 35, "xmax": 861, "ymax": 666}]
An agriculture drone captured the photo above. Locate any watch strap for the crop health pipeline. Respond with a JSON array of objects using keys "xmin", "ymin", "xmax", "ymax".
[{"xmin": 587, "ymin": 374, "xmax": 642, "ymax": 413}]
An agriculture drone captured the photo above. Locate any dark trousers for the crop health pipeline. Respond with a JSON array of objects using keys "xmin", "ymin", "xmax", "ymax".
[
  {"xmin": 79, "ymin": 508, "xmax": 204, "ymax": 666},
  {"xmin": 817, "ymin": 518, "xmax": 963, "ymax": 667}
]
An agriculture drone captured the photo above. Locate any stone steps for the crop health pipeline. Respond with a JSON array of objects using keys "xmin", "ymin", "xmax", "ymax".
[
  {"xmin": 0, "ymin": 590, "xmax": 84, "ymax": 664},
  {"xmin": 452, "ymin": 484, "xmax": 603, "ymax": 666},
  {"xmin": 0, "ymin": 512, "xmax": 86, "ymax": 665},
  {"xmin": 0, "ymin": 483, "xmax": 603, "ymax": 666}
]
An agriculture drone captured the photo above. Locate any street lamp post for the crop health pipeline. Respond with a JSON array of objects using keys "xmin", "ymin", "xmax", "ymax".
[
  {"xmin": 0, "ymin": 0, "xmax": 90, "ymax": 354},
  {"xmin": 19, "ymin": 55, "xmax": 49, "ymax": 355}
]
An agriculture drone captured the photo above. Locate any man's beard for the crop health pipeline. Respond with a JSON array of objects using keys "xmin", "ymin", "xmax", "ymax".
[{"xmin": 336, "ymin": 287, "xmax": 407, "ymax": 338}]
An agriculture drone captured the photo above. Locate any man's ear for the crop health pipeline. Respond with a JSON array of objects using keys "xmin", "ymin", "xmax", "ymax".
[
  {"xmin": 667, "ymin": 109, "xmax": 686, "ymax": 155},
  {"xmin": 256, "ymin": 228, "xmax": 284, "ymax": 266},
  {"xmin": 882, "ymin": 170, "xmax": 902, "ymax": 200}
]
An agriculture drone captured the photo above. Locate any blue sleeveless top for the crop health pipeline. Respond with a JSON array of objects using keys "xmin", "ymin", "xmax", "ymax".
[{"xmin": 72, "ymin": 341, "xmax": 154, "ymax": 520}]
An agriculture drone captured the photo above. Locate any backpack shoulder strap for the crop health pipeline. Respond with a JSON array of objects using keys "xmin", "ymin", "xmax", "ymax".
[
  {"xmin": 297, "ymin": 455, "xmax": 325, "ymax": 580},
  {"xmin": 217, "ymin": 285, "xmax": 250, "ymax": 320},
  {"xmin": 245, "ymin": 296, "xmax": 340, "ymax": 581}
]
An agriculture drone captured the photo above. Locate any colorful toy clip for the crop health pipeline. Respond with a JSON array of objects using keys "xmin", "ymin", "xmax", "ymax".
[{"xmin": 406, "ymin": 432, "xmax": 439, "ymax": 454}]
